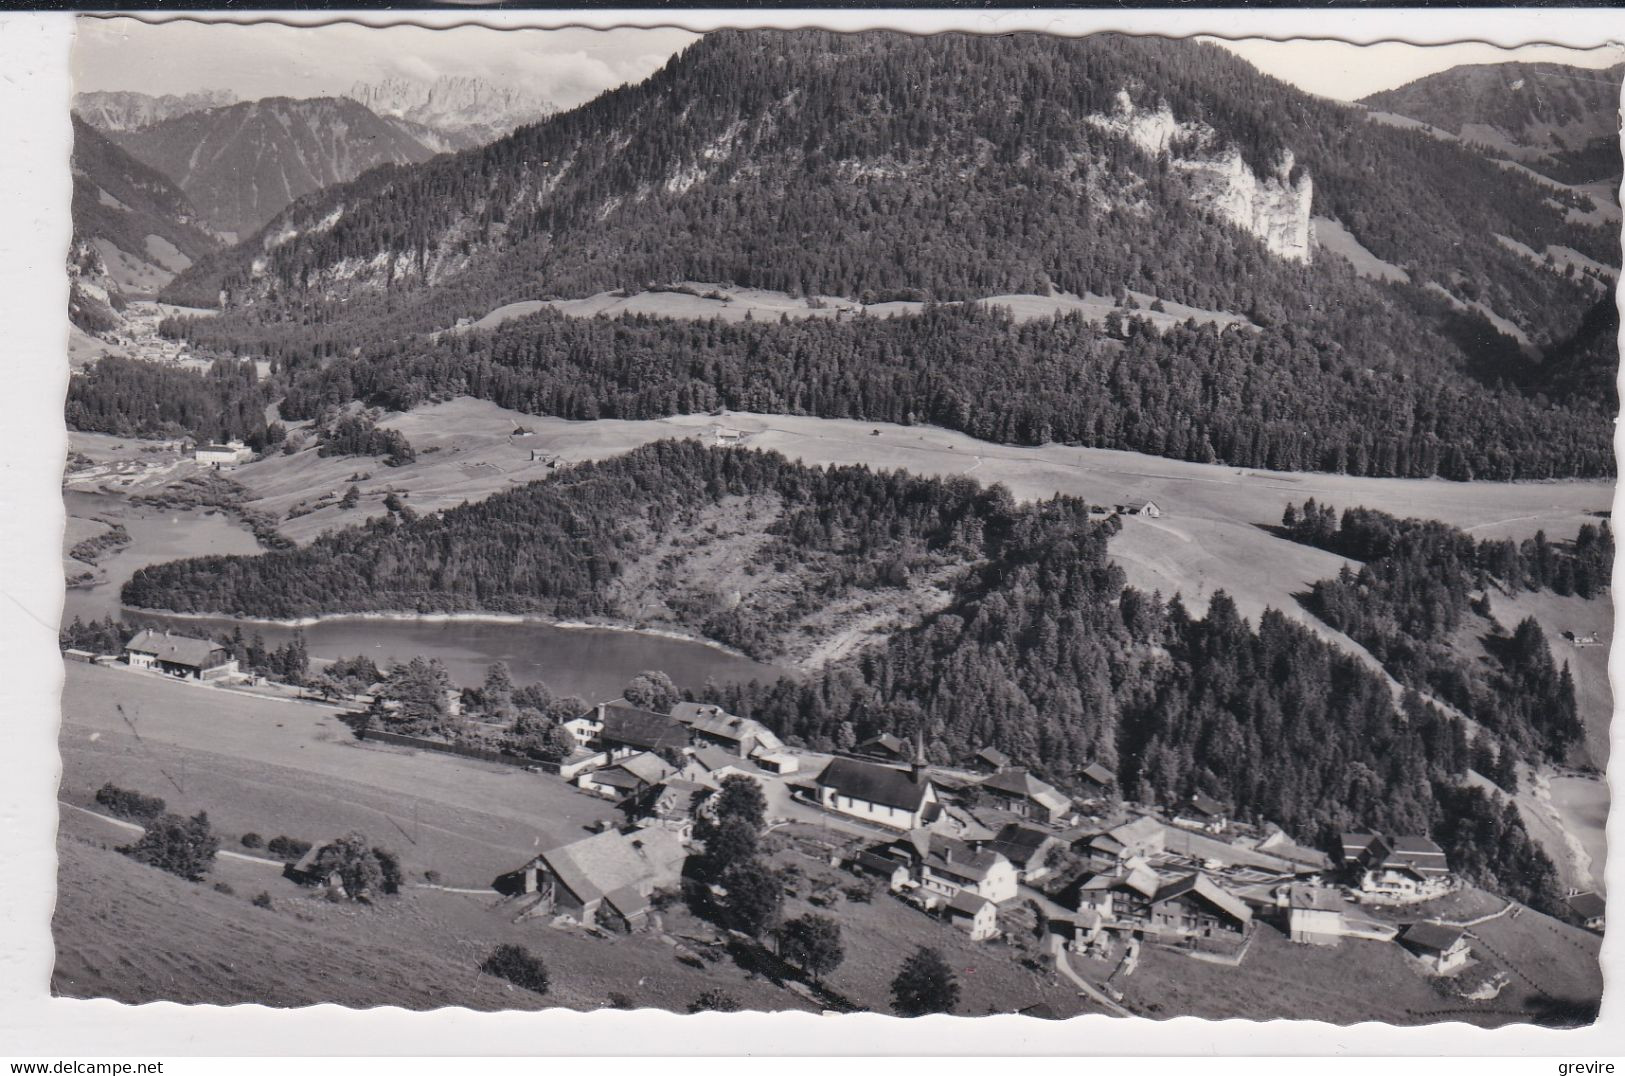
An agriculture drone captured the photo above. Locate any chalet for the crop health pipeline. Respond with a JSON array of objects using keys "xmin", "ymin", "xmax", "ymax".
[
  {"xmin": 943, "ymin": 890, "xmax": 1000, "ymax": 941},
  {"xmin": 1399, "ymin": 922, "xmax": 1471, "ymax": 975},
  {"xmin": 1078, "ymin": 762, "xmax": 1116, "ymax": 797},
  {"xmin": 979, "ymin": 768, "xmax": 1073, "ymax": 825},
  {"xmin": 890, "ymin": 829, "xmax": 1019, "ymax": 905},
  {"xmin": 195, "ymin": 441, "xmax": 252, "ymax": 468},
  {"xmin": 969, "ymin": 746, "xmax": 1012, "ymax": 774},
  {"xmin": 596, "ymin": 700, "xmax": 689, "ymax": 760},
  {"xmin": 1115, "ymin": 498, "xmax": 1162, "ymax": 518},
  {"xmin": 577, "ymin": 752, "xmax": 674, "ymax": 800},
  {"xmin": 854, "ymin": 733, "xmax": 910, "ymax": 763},
  {"xmin": 1072, "ymin": 863, "xmax": 1161, "ymax": 920},
  {"xmin": 813, "ymin": 757, "xmax": 937, "ymax": 831},
  {"xmin": 513, "ymin": 828, "xmax": 686, "ymax": 931},
  {"xmin": 124, "ymin": 629, "xmax": 238, "ymax": 681},
  {"xmin": 848, "ymin": 848, "xmax": 911, "ymax": 891},
  {"xmin": 987, "ymin": 822, "xmax": 1065, "ymax": 884},
  {"xmin": 679, "ymin": 746, "xmax": 766, "ymax": 788},
  {"xmin": 285, "ymin": 844, "xmax": 342, "ymax": 890},
  {"xmin": 1342, "ymin": 832, "xmax": 1452, "ymax": 904},
  {"xmin": 1139, "ymin": 873, "xmax": 1253, "ymax": 941},
  {"xmin": 1084, "ymin": 815, "xmax": 1167, "ymax": 866},
  {"xmin": 1567, "ymin": 891, "xmax": 1606, "ymax": 933},
  {"xmin": 676, "ymin": 704, "xmax": 783, "ymax": 759},
  {"xmin": 1049, "ymin": 907, "xmax": 1106, "ymax": 954},
  {"xmin": 1283, "ymin": 885, "xmax": 1347, "ymax": 946},
  {"xmin": 1172, "ymin": 793, "xmax": 1230, "ymax": 833},
  {"xmin": 628, "ymin": 778, "xmax": 711, "ymax": 842}
]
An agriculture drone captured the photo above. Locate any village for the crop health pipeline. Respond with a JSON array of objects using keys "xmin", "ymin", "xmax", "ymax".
[{"xmin": 52, "ymin": 624, "xmax": 1607, "ymax": 1017}]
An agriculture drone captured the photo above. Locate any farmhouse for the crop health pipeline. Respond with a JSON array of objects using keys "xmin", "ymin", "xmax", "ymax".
[
  {"xmin": 979, "ymin": 768, "xmax": 1073, "ymax": 824},
  {"xmin": 1171, "ymin": 793, "xmax": 1230, "ymax": 833},
  {"xmin": 987, "ymin": 822, "xmax": 1065, "ymax": 884},
  {"xmin": 1399, "ymin": 922, "xmax": 1471, "ymax": 975},
  {"xmin": 1084, "ymin": 815, "xmax": 1167, "ymax": 866},
  {"xmin": 1115, "ymin": 498, "xmax": 1162, "ymax": 518},
  {"xmin": 1072, "ymin": 863, "xmax": 1161, "ymax": 920},
  {"xmin": 854, "ymin": 733, "xmax": 910, "ymax": 763},
  {"xmin": 595, "ymin": 700, "xmax": 689, "ymax": 759},
  {"xmin": 1283, "ymin": 885, "xmax": 1347, "ymax": 946},
  {"xmin": 194, "ymin": 441, "xmax": 252, "ymax": 467},
  {"xmin": 889, "ymin": 828, "xmax": 1019, "ymax": 905},
  {"xmin": 1342, "ymin": 832, "xmax": 1452, "ymax": 904},
  {"xmin": 542, "ymin": 746, "xmax": 610, "ymax": 782},
  {"xmin": 675, "ymin": 703, "xmax": 783, "ymax": 759},
  {"xmin": 577, "ymin": 752, "xmax": 675, "ymax": 800},
  {"xmin": 1078, "ymin": 762, "xmax": 1116, "ymax": 797},
  {"xmin": 628, "ymin": 778, "xmax": 711, "ymax": 842},
  {"xmin": 943, "ymin": 890, "xmax": 1000, "ymax": 941},
  {"xmin": 1567, "ymin": 891, "xmax": 1606, "ymax": 933},
  {"xmin": 123, "ymin": 629, "xmax": 238, "ymax": 681},
  {"xmin": 968, "ymin": 746, "xmax": 1012, "ymax": 773},
  {"xmin": 514, "ymin": 828, "xmax": 687, "ymax": 931},
  {"xmin": 812, "ymin": 757, "xmax": 938, "ymax": 830},
  {"xmin": 679, "ymin": 746, "xmax": 766, "ymax": 788}
]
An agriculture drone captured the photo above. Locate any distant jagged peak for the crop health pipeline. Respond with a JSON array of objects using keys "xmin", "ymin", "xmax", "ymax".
[
  {"xmin": 346, "ymin": 74, "xmax": 556, "ymax": 141},
  {"xmin": 73, "ymin": 88, "xmax": 239, "ymax": 132}
]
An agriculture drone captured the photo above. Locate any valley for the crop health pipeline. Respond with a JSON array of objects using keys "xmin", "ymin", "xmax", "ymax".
[{"xmin": 52, "ymin": 25, "xmax": 1619, "ymax": 1027}]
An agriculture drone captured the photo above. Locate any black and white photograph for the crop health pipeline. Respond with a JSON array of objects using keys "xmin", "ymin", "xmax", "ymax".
[{"xmin": 46, "ymin": 11, "xmax": 1620, "ymax": 1028}]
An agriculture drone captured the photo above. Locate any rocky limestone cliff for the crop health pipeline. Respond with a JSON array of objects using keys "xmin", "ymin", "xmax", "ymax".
[{"xmin": 1087, "ymin": 90, "xmax": 1313, "ymax": 263}]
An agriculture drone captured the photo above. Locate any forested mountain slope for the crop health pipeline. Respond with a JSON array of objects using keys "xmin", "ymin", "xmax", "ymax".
[
  {"xmin": 166, "ymin": 32, "xmax": 1611, "ymax": 344},
  {"xmin": 1362, "ymin": 61, "xmax": 1623, "ymax": 186},
  {"xmin": 112, "ymin": 96, "xmax": 440, "ymax": 238},
  {"xmin": 122, "ymin": 440, "xmax": 1569, "ymax": 913},
  {"xmin": 69, "ymin": 116, "xmax": 223, "ymax": 322}
]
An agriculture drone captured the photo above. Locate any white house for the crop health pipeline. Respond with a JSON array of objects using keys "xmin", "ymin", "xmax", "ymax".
[
  {"xmin": 943, "ymin": 890, "xmax": 1000, "ymax": 941},
  {"xmin": 195, "ymin": 441, "xmax": 252, "ymax": 467},
  {"xmin": 1342, "ymin": 833, "xmax": 1452, "ymax": 904}
]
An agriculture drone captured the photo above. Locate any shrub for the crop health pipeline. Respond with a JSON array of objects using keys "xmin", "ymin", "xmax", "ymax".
[
  {"xmin": 479, "ymin": 944, "xmax": 550, "ymax": 995},
  {"xmin": 688, "ymin": 989, "xmax": 742, "ymax": 1013},
  {"xmin": 252, "ymin": 892, "xmax": 273, "ymax": 910},
  {"xmin": 119, "ymin": 811, "xmax": 219, "ymax": 881},
  {"xmin": 94, "ymin": 782, "xmax": 166, "ymax": 822},
  {"xmin": 213, "ymin": 882, "xmax": 235, "ymax": 895},
  {"xmin": 240, "ymin": 832, "xmax": 263, "ymax": 849},
  {"xmin": 266, "ymin": 835, "xmax": 312, "ymax": 861},
  {"xmin": 607, "ymin": 992, "xmax": 636, "ymax": 1010},
  {"xmin": 424, "ymin": 870, "xmax": 442, "ymax": 885}
]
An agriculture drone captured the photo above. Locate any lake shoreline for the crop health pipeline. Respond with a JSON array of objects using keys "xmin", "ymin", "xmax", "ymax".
[{"xmin": 120, "ymin": 604, "xmax": 764, "ymax": 664}]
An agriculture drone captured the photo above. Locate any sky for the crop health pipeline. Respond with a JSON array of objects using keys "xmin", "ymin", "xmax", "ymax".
[{"xmin": 73, "ymin": 15, "xmax": 1622, "ymax": 108}]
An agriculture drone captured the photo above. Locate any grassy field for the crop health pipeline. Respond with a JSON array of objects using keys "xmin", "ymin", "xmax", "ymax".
[
  {"xmin": 457, "ymin": 284, "xmax": 1254, "ymax": 334},
  {"xmin": 53, "ymin": 825, "xmax": 813, "ymax": 1013},
  {"xmin": 1060, "ymin": 890, "xmax": 1600, "ymax": 1027},
  {"xmin": 60, "ymin": 661, "xmax": 619, "ymax": 887}
]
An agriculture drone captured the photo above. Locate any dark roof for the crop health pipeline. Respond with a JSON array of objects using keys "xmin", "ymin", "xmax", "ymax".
[
  {"xmin": 975, "ymin": 746, "xmax": 1011, "ymax": 768},
  {"xmin": 981, "ymin": 769, "xmax": 1072, "ymax": 815},
  {"xmin": 598, "ymin": 701, "xmax": 688, "ymax": 753},
  {"xmin": 1079, "ymin": 763, "xmax": 1115, "ymax": 787},
  {"xmin": 1286, "ymin": 885, "xmax": 1345, "ymax": 912},
  {"xmin": 1375, "ymin": 836, "xmax": 1450, "ymax": 878},
  {"xmin": 1568, "ymin": 892, "xmax": 1607, "ymax": 919},
  {"xmin": 1182, "ymin": 793, "xmax": 1227, "ymax": 818},
  {"xmin": 946, "ymin": 889, "xmax": 995, "ymax": 916},
  {"xmin": 124, "ymin": 629, "xmax": 227, "ymax": 669},
  {"xmin": 816, "ymin": 757, "xmax": 930, "ymax": 812},
  {"xmin": 856, "ymin": 733, "xmax": 909, "ymax": 759},
  {"xmin": 1153, "ymin": 873, "xmax": 1252, "ymax": 924},
  {"xmin": 1401, "ymin": 921, "xmax": 1465, "ymax": 953},
  {"xmin": 989, "ymin": 823, "xmax": 1059, "ymax": 868}
]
